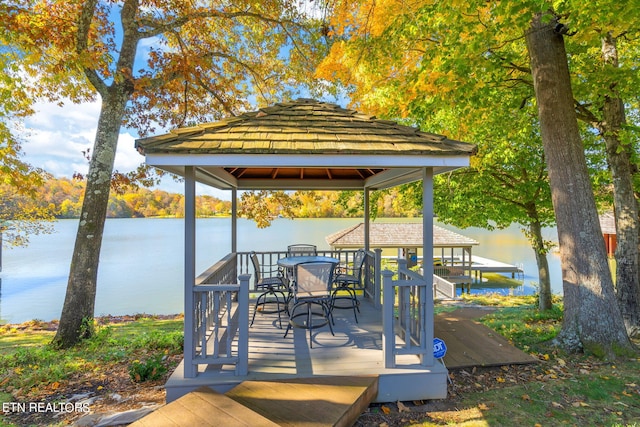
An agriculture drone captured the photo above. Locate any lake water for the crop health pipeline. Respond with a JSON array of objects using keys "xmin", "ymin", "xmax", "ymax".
[{"xmin": 0, "ymin": 218, "xmax": 562, "ymax": 324}]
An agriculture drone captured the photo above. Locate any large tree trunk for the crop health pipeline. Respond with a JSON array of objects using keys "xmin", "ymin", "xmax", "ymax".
[
  {"xmin": 525, "ymin": 14, "xmax": 632, "ymax": 355},
  {"xmin": 52, "ymin": 90, "xmax": 129, "ymax": 347},
  {"xmin": 52, "ymin": 0, "xmax": 139, "ymax": 348},
  {"xmin": 600, "ymin": 32, "xmax": 640, "ymax": 337}
]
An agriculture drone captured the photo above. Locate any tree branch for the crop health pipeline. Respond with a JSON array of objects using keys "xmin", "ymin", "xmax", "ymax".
[
  {"xmin": 76, "ymin": 0, "xmax": 107, "ymax": 95},
  {"xmin": 138, "ymin": 8, "xmax": 304, "ymax": 39}
]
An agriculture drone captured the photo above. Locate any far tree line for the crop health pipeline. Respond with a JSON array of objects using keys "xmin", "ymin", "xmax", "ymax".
[{"xmin": 9, "ymin": 177, "xmax": 421, "ymax": 221}]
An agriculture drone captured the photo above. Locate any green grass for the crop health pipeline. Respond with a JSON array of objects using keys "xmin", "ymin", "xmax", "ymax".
[{"xmin": 0, "ymin": 317, "xmax": 183, "ymax": 401}]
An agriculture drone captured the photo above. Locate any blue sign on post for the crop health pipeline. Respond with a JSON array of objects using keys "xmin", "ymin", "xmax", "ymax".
[{"xmin": 433, "ymin": 337, "xmax": 447, "ymax": 359}]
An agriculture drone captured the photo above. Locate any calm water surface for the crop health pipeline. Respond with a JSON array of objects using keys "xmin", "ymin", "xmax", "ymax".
[{"xmin": 0, "ymin": 218, "xmax": 562, "ymax": 324}]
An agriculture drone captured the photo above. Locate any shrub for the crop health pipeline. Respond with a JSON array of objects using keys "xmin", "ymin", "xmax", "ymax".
[{"xmin": 128, "ymin": 354, "xmax": 167, "ymax": 382}]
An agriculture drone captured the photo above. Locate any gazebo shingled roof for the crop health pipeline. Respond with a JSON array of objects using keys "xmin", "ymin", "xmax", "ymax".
[
  {"xmin": 135, "ymin": 99, "xmax": 477, "ymax": 190},
  {"xmin": 326, "ymin": 223, "xmax": 479, "ymax": 249}
]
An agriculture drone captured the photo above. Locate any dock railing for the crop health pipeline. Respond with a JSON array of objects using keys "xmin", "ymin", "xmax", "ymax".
[{"xmin": 382, "ymin": 259, "xmax": 433, "ymax": 368}]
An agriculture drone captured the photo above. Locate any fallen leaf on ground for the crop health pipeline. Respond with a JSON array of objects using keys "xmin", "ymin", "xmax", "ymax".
[{"xmin": 397, "ymin": 401, "xmax": 410, "ymax": 413}]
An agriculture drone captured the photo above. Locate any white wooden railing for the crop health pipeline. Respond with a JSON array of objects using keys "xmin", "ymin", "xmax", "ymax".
[
  {"xmin": 433, "ymin": 274, "xmax": 456, "ymax": 299},
  {"xmin": 185, "ymin": 249, "xmax": 382, "ymax": 378},
  {"xmin": 186, "ymin": 253, "xmax": 249, "ymax": 377},
  {"xmin": 382, "ymin": 259, "xmax": 434, "ymax": 368}
]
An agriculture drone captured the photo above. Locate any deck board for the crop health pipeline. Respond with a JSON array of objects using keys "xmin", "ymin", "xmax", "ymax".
[
  {"xmin": 226, "ymin": 376, "xmax": 378, "ymax": 427},
  {"xmin": 130, "ymin": 386, "xmax": 279, "ymax": 427}
]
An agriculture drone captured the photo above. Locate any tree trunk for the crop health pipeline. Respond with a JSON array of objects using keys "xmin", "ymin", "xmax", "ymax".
[
  {"xmin": 52, "ymin": 0, "xmax": 139, "ymax": 348},
  {"xmin": 52, "ymin": 90, "xmax": 130, "ymax": 347},
  {"xmin": 527, "ymin": 218, "xmax": 552, "ymax": 310},
  {"xmin": 525, "ymin": 14, "xmax": 632, "ymax": 356},
  {"xmin": 600, "ymin": 32, "xmax": 640, "ymax": 337}
]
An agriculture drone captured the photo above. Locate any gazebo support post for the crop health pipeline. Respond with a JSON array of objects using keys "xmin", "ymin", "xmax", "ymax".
[
  {"xmin": 231, "ymin": 188, "xmax": 237, "ymax": 253},
  {"xmin": 184, "ymin": 166, "xmax": 197, "ymax": 378},
  {"xmin": 364, "ymin": 188, "xmax": 370, "ymax": 251},
  {"xmin": 422, "ymin": 167, "xmax": 435, "ymax": 366}
]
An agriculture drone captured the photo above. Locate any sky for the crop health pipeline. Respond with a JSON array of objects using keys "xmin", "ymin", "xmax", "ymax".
[{"xmin": 21, "ymin": 98, "xmax": 230, "ymax": 199}]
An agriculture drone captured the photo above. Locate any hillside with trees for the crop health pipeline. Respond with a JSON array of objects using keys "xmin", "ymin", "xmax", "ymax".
[{"xmin": 36, "ymin": 177, "xmax": 420, "ymax": 220}]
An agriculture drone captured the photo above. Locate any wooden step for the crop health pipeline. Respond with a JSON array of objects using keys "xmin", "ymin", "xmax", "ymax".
[
  {"xmin": 225, "ymin": 376, "xmax": 379, "ymax": 427},
  {"xmin": 129, "ymin": 386, "xmax": 279, "ymax": 427}
]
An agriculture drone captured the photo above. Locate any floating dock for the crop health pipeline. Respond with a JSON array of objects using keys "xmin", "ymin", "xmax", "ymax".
[{"xmin": 469, "ymin": 255, "xmax": 524, "ymax": 282}]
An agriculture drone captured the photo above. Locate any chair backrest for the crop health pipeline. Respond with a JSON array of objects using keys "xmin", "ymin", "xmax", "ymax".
[
  {"xmin": 287, "ymin": 244, "xmax": 317, "ymax": 257},
  {"xmin": 351, "ymin": 249, "xmax": 367, "ymax": 279},
  {"xmin": 294, "ymin": 262, "xmax": 335, "ymax": 299},
  {"xmin": 250, "ymin": 251, "xmax": 262, "ymax": 283}
]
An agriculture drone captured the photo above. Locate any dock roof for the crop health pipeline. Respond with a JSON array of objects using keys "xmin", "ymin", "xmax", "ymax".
[{"xmin": 326, "ymin": 222, "xmax": 479, "ymax": 249}]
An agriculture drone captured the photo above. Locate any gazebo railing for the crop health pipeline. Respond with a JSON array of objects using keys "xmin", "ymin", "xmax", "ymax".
[
  {"xmin": 382, "ymin": 259, "xmax": 433, "ymax": 368},
  {"xmin": 184, "ymin": 249, "xmax": 382, "ymax": 378},
  {"xmin": 187, "ymin": 253, "xmax": 249, "ymax": 377}
]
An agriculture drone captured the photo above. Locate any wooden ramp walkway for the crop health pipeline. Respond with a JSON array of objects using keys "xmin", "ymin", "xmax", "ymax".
[
  {"xmin": 131, "ymin": 376, "xmax": 378, "ymax": 427},
  {"xmin": 435, "ymin": 307, "xmax": 538, "ymax": 368}
]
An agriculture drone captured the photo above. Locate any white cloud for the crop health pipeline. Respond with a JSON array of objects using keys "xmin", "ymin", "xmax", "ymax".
[{"xmin": 20, "ymin": 98, "xmax": 231, "ymax": 200}]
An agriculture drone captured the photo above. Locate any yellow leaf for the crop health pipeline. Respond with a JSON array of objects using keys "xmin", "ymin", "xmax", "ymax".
[
  {"xmin": 496, "ymin": 377, "xmax": 505, "ymax": 383},
  {"xmin": 622, "ymin": 391, "xmax": 633, "ymax": 397},
  {"xmin": 381, "ymin": 405, "xmax": 391, "ymax": 414},
  {"xmin": 543, "ymin": 354, "xmax": 550, "ymax": 361},
  {"xmin": 51, "ymin": 381, "xmax": 60, "ymax": 390},
  {"xmin": 521, "ymin": 394, "xmax": 531, "ymax": 401},
  {"xmin": 551, "ymin": 402, "xmax": 563, "ymax": 408},
  {"xmin": 478, "ymin": 403, "xmax": 490, "ymax": 411},
  {"xmin": 557, "ymin": 358, "xmax": 566, "ymax": 366}
]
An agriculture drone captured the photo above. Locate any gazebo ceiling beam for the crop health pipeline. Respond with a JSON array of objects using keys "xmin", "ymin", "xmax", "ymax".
[{"xmin": 235, "ymin": 178, "xmax": 365, "ymax": 190}]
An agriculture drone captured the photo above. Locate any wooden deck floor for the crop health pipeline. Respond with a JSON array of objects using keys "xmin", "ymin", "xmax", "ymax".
[
  {"xmin": 166, "ymin": 298, "xmax": 449, "ymax": 403},
  {"xmin": 165, "ymin": 301, "xmax": 536, "ymax": 405}
]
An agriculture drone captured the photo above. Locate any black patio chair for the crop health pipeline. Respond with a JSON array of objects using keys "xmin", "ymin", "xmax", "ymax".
[
  {"xmin": 287, "ymin": 244, "xmax": 317, "ymax": 257},
  {"xmin": 250, "ymin": 252, "xmax": 288, "ymax": 329},
  {"xmin": 331, "ymin": 249, "xmax": 366, "ymax": 323},
  {"xmin": 283, "ymin": 261, "xmax": 336, "ymax": 347}
]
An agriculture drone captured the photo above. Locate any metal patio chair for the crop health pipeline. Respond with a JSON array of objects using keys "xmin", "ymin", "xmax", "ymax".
[
  {"xmin": 287, "ymin": 244, "xmax": 318, "ymax": 257},
  {"xmin": 331, "ymin": 249, "xmax": 366, "ymax": 323},
  {"xmin": 250, "ymin": 252, "xmax": 288, "ymax": 329},
  {"xmin": 283, "ymin": 261, "xmax": 336, "ymax": 347}
]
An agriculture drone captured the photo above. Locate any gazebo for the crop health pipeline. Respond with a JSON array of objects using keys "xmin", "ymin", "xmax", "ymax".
[{"xmin": 135, "ymin": 99, "xmax": 476, "ymax": 403}]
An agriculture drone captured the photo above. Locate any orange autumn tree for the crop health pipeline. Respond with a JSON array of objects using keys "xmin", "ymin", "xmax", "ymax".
[{"xmin": 2, "ymin": 0, "xmax": 328, "ymax": 347}]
